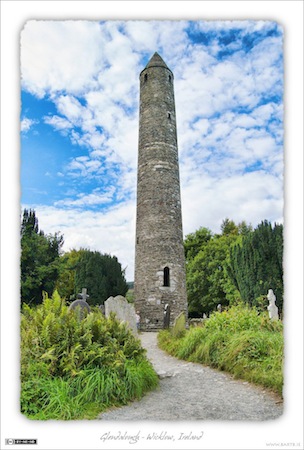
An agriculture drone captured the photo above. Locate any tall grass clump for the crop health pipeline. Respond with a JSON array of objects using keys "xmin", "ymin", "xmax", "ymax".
[
  {"xmin": 158, "ymin": 304, "xmax": 283, "ymax": 396},
  {"xmin": 21, "ymin": 291, "xmax": 158, "ymax": 420}
]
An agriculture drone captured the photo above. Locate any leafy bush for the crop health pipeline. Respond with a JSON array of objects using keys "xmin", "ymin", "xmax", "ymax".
[
  {"xmin": 21, "ymin": 291, "xmax": 158, "ymax": 419},
  {"xmin": 158, "ymin": 305, "xmax": 283, "ymax": 395}
]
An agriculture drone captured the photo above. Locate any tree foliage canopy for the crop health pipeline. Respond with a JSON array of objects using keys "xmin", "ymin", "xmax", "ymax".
[
  {"xmin": 228, "ymin": 220, "xmax": 283, "ymax": 312},
  {"xmin": 21, "ymin": 209, "xmax": 64, "ymax": 305},
  {"xmin": 73, "ymin": 249, "xmax": 128, "ymax": 305},
  {"xmin": 185, "ymin": 220, "xmax": 243, "ymax": 316},
  {"xmin": 21, "ymin": 209, "xmax": 128, "ymax": 307},
  {"xmin": 184, "ymin": 219, "xmax": 283, "ymax": 317}
]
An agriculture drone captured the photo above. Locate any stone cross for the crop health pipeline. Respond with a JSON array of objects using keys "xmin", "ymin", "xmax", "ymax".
[
  {"xmin": 267, "ymin": 289, "xmax": 279, "ymax": 321},
  {"xmin": 77, "ymin": 288, "xmax": 89, "ymax": 302}
]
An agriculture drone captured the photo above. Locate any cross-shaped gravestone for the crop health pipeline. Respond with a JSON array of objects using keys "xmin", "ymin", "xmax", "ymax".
[{"xmin": 77, "ymin": 288, "xmax": 89, "ymax": 302}]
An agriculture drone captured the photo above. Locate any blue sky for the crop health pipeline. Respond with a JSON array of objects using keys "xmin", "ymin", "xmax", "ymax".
[{"xmin": 20, "ymin": 20, "xmax": 284, "ymax": 280}]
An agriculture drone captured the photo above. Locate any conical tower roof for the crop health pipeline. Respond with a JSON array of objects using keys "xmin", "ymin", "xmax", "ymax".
[{"xmin": 145, "ymin": 52, "xmax": 170, "ymax": 70}]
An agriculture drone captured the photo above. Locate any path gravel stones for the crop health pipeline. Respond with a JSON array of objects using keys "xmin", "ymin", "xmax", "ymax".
[{"xmin": 98, "ymin": 332, "xmax": 283, "ymax": 420}]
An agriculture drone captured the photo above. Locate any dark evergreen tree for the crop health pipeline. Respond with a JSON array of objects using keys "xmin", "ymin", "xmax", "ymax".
[
  {"xmin": 74, "ymin": 250, "xmax": 128, "ymax": 305},
  {"xmin": 21, "ymin": 209, "xmax": 64, "ymax": 305},
  {"xmin": 228, "ymin": 221, "xmax": 283, "ymax": 312}
]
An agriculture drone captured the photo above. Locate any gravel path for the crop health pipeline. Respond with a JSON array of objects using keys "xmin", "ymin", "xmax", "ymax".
[{"xmin": 98, "ymin": 332, "xmax": 283, "ymax": 420}]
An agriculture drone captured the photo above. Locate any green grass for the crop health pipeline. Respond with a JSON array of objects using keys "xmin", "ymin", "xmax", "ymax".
[
  {"xmin": 158, "ymin": 304, "xmax": 284, "ymax": 396},
  {"xmin": 21, "ymin": 291, "xmax": 159, "ymax": 420}
]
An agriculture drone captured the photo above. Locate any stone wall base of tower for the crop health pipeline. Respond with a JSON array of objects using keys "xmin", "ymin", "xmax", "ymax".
[{"xmin": 135, "ymin": 295, "xmax": 188, "ymax": 332}]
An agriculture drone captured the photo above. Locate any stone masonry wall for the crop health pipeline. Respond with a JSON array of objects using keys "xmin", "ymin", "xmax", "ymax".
[{"xmin": 134, "ymin": 53, "xmax": 188, "ymax": 330}]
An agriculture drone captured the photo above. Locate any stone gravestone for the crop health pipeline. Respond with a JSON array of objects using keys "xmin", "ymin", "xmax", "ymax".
[
  {"xmin": 267, "ymin": 289, "xmax": 279, "ymax": 321},
  {"xmin": 69, "ymin": 288, "xmax": 91, "ymax": 319},
  {"xmin": 105, "ymin": 295, "xmax": 137, "ymax": 334},
  {"xmin": 163, "ymin": 304, "xmax": 171, "ymax": 329},
  {"xmin": 98, "ymin": 304, "xmax": 105, "ymax": 315},
  {"xmin": 171, "ymin": 312, "xmax": 186, "ymax": 338}
]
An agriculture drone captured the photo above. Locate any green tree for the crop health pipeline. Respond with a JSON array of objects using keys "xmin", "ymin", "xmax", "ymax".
[
  {"xmin": 184, "ymin": 227, "xmax": 212, "ymax": 261},
  {"xmin": 185, "ymin": 219, "xmax": 251, "ymax": 316},
  {"xmin": 55, "ymin": 249, "xmax": 86, "ymax": 301},
  {"xmin": 21, "ymin": 209, "xmax": 64, "ymax": 305},
  {"xmin": 186, "ymin": 233, "xmax": 240, "ymax": 316},
  {"xmin": 228, "ymin": 221, "xmax": 284, "ymax": 313},
  {"xmin": 74, "ymin": 250, "xmax": 128, "ymax": 305}
]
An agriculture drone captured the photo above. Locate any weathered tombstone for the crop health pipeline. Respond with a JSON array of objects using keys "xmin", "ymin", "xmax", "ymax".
[
  {"xmin": 69, "ymin": 299, "xmax": 91, "ymax": 319},
  {"xmin": 69, "ymin": 287, "xmax": 91, "ymax": 320},
  {"xmin": 217, "ymin": 303, "xmax": 222, "ymax": 313},
  {"xmin": 267, "ymin": 289, "xmax": 279, "ymax": 321},
  {"xmin": 163, "ymin": 303, "xmax": 171, "ymax": 329},
  {"xmin": 98, "ymin": 304, "xmax": 105, "ymax": 315},
  {"xmin": 105, "ymin": 295, "xmax": 137, "ymax": 334},
  {"xmin": 171, "ymin": 312, "xmax": 186, "ymax": 337}
]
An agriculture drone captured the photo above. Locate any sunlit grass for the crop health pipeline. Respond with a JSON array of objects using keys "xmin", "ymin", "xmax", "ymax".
[
  {"xmin": 158, "ymin": 305, "xmax": 283, "ymax": 396},
  {"xmin": 21, "ymin": 291, "xmax": 159, "ymax": 420}
]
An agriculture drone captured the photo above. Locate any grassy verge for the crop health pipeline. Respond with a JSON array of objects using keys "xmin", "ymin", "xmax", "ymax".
[
  {"xmin": 21, "ymin": 292, "xmax": 158, "ymax": 420},
  {"xmin": 158, "ymin": 305, "xmax": 283, "ymax": 396}
]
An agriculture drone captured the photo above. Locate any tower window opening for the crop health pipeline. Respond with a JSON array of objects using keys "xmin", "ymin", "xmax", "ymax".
[
  {"xmin": 167, "ymin": 112, "xmax": 171, "ymax": 120},
  {"xmin": 163, "ymin": 267, "xmax": 170, "ymax": 287},
  {"xmin": 168, "ymin": 75, "xmax": 172, "ymax": 83},
  {"xmin": 144, "ymin": 73, "xmax": 148, "ymax": 82}
]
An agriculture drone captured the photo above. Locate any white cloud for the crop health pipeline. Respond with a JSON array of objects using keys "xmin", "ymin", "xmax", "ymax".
[
  {"xmin": 21, "ymin": 20, "xmax": 106, "ymax": 97},
  {"xmin": 181, "ymin": 170, "xmax": 283, "ymax": 236},
  {"xmin": 21, "ymin": 20, "xmax": 284, "ymax": 281},
  {"xmin": 54, "ymin": 187, "xmax": 115, "ymax": 208},
  {"xmin": 43, "ymin": 115, "xmax": 72, "ymax": 131},
  {"xmin": 29, "ymin": 201, "xmax": 136, "ymax": 280},
  {"xmin": 65, "ymin": 155, "xmax": 105, "ymax": 178},
  {"xmin": 21, "ymin": 117, "xmax": 38, "ymax": 132}
]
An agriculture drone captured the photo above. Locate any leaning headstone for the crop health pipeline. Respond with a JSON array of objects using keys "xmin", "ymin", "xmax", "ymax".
[
  {"xmin": 171, "ymin": 312, "xmax": 186, "ymax": 338},
  {"xmin": 267, "ymin": 289, "xmax": 279, "ymax": 321},
  {"xmin": 163, "ymin": 303, "xmax": 171, "ymax": 329},
  {"xmin": 105, "ymin": 295, "xmax": 137, "ymax": 334}
]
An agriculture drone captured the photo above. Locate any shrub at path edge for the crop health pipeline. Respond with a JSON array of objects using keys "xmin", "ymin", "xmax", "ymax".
[
  {"xmin": 21, "ymin": 291, "xmax": 158, "ymax": 420},
  {"xmin": 158, "ymin": 305, "xmax": 283, "ymax": 396}
]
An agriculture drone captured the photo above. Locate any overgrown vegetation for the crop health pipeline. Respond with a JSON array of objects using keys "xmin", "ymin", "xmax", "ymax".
[
  {"xmin": 158, "ymin": 305, "xmax": 284, "ymax": 396},
  {"xmin": 21, "ymin": 291, "xmax": 158, "ymax": 420}
]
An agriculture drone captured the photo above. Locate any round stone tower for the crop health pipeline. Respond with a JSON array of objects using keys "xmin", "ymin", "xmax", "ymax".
[{"xmin": 134, "ymin": 52, "xmax": 188, "ymax": 330}]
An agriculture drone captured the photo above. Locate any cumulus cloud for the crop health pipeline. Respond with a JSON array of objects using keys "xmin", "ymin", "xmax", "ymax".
[
  {"xmin": 21, "ymin": 117, "xmax": 38, "ymax": 132},
  {"xmin": 28, "ymin": 201, "xmax": 136, "ymax": 280},
  {"xmin": 21, "ymin": 20, "xmax": 105, "ymax": 97},
  {"xmin": 21, "ymin": 20, "xmax": 284, "ymax": 279}
]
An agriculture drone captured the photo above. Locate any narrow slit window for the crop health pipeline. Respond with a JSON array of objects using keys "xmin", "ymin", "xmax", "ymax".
[
  {"xmin": 167, "ymin": 112, "xmax": 171, "ymax": 120},
  {"xmin": 168, "ymin": 75, "xmax": 172, "ymax": 83},
  {"xmin": 144, "ymin": 73, "xmax": 148, "ymax": 82},
  {"xmin": 163, "ymin": 267, "xmax": 170, "ymax": 287}
]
